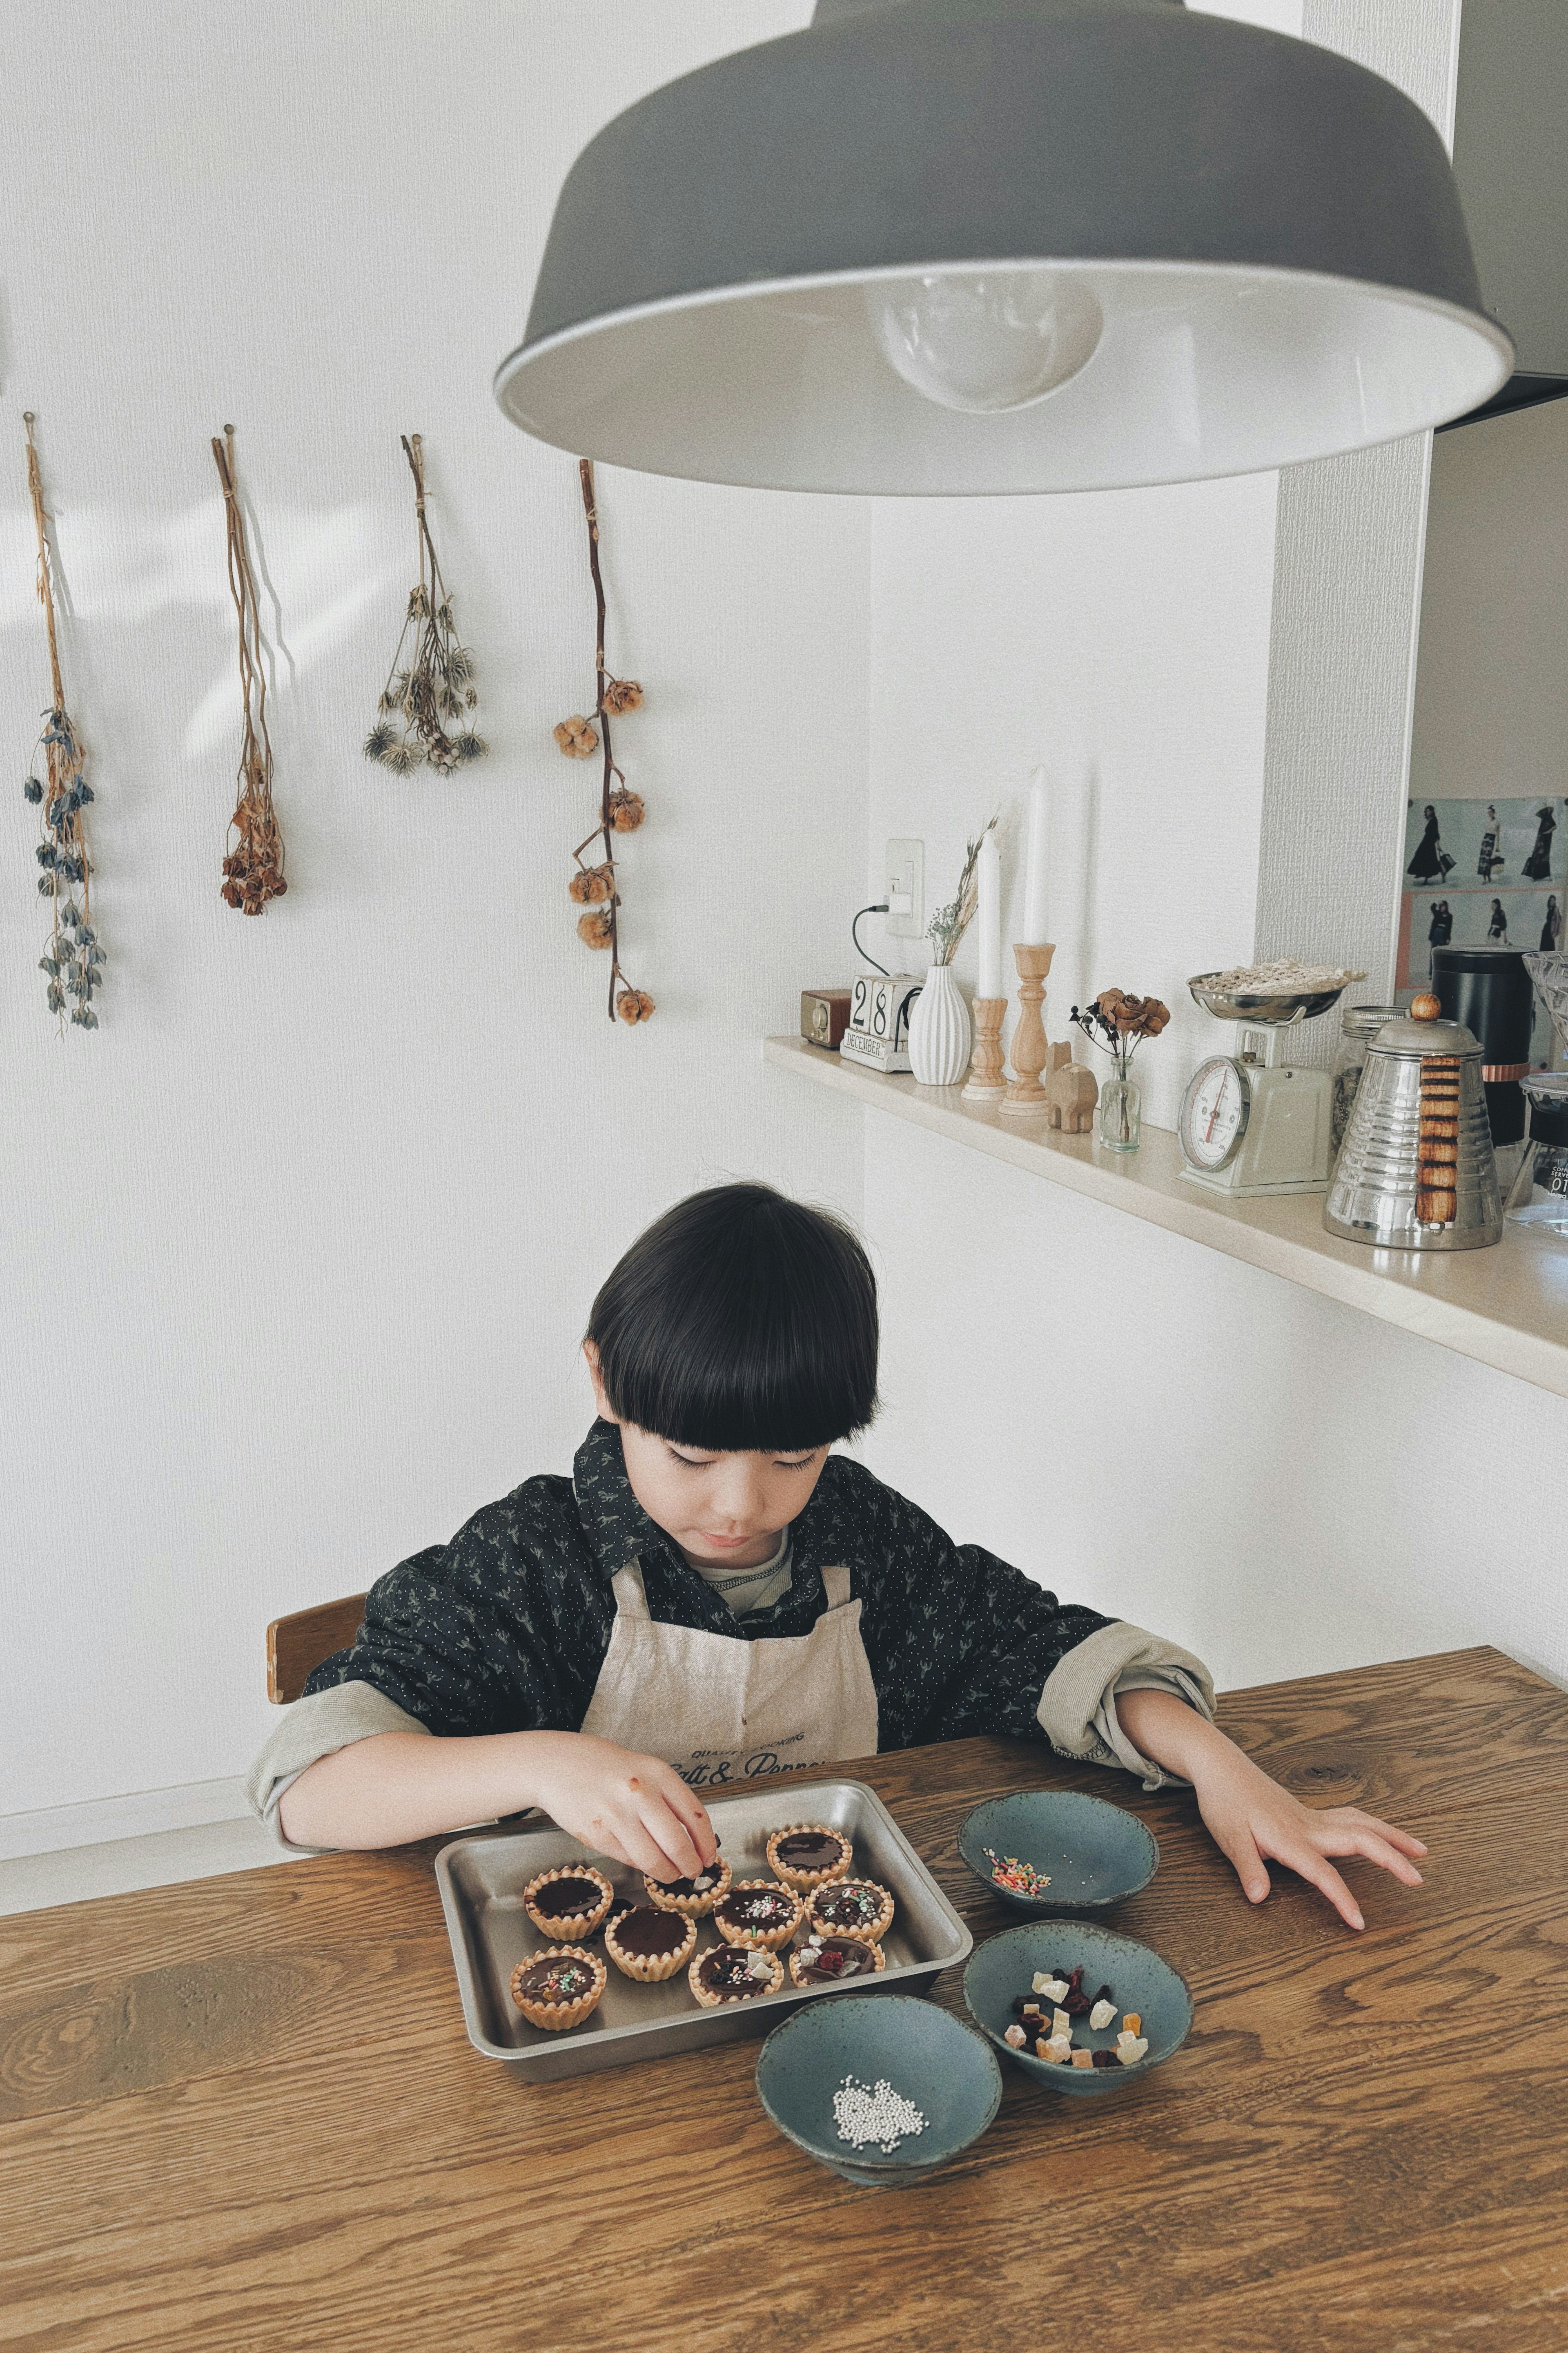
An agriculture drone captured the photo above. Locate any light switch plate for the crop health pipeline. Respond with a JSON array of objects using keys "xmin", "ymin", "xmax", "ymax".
[{"xmin": 884, "ymin": 838, "xmax": 924, "ymax": 940}]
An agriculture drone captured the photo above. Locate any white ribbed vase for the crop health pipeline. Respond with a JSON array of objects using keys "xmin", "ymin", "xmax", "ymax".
[{"xmin": 907, "ymin": 961, "xmax": 972, "ymax": 1086}]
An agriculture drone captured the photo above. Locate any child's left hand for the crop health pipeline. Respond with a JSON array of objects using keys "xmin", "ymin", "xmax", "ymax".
[{"xmin": 1116, "ymin": 1686, "xmax": 1426, "ymax": 1931}]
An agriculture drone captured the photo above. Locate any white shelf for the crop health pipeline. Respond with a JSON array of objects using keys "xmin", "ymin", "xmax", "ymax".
[{"xmin": 764, "ymin": 1034, "xmax": 1568, "ymax": 1401}]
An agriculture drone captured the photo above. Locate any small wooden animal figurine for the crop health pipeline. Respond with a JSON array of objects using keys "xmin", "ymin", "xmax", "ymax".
[{"xmin": 1046, "ymin": 1042, "xmax": 1098, "ymax": 1132}]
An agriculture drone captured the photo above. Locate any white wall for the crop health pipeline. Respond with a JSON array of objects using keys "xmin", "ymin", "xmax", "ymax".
[
  {"xmin": 0, "ymin": 0, "xmax": 869, "ymax": 1818},
  {"xmin": 855, "ymin": 0, "xmax": 1568, "ymax": 1695},
  {"xmin": 1411, "ymin": 395, "xmax": 1568, "ymax": 802}
]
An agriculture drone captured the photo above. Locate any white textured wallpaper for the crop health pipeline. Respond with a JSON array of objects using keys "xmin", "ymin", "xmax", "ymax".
[{"xmin": 0, "ymin": 0, "xmax": 871, "ymax": 1816}]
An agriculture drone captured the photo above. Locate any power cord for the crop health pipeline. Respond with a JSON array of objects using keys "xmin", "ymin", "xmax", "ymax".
[{"xmin": 852, "ymin": 902, "xmax": 890, "ymax": 977}]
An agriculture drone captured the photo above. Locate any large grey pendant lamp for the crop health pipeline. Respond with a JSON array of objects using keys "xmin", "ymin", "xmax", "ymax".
[{"xmin": 494, "ymin": 0, "xmax": 1513, "ymax": 495}]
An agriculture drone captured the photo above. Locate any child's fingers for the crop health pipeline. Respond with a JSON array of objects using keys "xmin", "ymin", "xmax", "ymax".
[
  {"xmin": 1214, "ymin": 1822, "xmax": 1272, "ymax": 1905},
  {"xmin": 629, "ymin": 1785, "xmax": 707, "ymax": 1882},
  {"xmin": 652, "ymin": 1768, "xmax": 718, "ymax": 1866},
  {"xmin": 1266, "ymin": 1837, "xmax": 1364, "ymax": 1930},
  {"xmin": 1315, "ymin": 1823, "xmax": 1423, "ymax": 1885},
  {"xmin": 1335, "ymin": 1808, "xmax": 1427, "ymax": 1858}
]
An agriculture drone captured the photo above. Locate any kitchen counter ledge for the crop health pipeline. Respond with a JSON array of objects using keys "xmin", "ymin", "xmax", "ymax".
[{"xmin": 765, "ymin": 1033, "xmax": 1568, "ymax": 1400}]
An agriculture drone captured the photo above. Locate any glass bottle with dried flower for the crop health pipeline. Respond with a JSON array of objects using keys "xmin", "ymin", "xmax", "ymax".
[{"xmin": 1068, "ymin": 990, "xmax": 1172, "ymax": 1152}]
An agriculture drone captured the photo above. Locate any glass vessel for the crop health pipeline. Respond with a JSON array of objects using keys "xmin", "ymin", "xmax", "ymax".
[
  {"xmin": 1099, "ymin": 1074, "xmax": 1140, "ymax": 1153},
  {"xmin": 1506, "ymin": 1082, "xmax": 1568, "ymax": 1236},
  {"xmin": 1330, "ymin": 1003, "xmax": 1399, "ymax": 1162}
]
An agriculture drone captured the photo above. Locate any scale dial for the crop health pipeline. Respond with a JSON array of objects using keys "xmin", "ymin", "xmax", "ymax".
[{"xmin": 1179, "ymin": 1056, "xmax": 1252, "ymax": 1171}]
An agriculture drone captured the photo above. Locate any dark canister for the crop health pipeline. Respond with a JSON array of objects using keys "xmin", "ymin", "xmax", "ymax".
[{"xmin": 1430, "ymin": 945, "xmax": 1533, "ymax": 1146}]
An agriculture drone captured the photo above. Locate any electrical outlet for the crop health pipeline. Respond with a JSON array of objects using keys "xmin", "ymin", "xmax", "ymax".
[{"xmin": 884, "ymin": 838, "xmax": 924, "ymax": 940}]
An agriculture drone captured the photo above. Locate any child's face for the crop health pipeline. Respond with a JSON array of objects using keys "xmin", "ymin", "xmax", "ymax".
[{"xmin": 586, "ymin": 1345, "xmax": 830, "ymax": 1568}]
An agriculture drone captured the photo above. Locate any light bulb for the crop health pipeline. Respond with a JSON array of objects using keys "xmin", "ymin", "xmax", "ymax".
[{"xmin": 868, "ymin": 269, "xmax": 1103, "ymax": 414}]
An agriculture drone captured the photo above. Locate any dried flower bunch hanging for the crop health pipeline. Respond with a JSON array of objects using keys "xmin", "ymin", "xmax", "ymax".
[
  {"xmin": 927, "ymin": 817, "xmax": 998, "ymax": 966},
  {"xmin": 1069, "ymin": 989, "xmax": 1172, "ymax": 1081},
  {"xmin": 22, "ymin": 414, "xmax": 103, "ymax": 1030},
  {"xmin": 212, "ymin": 426, "xmax": 285, "ymax": 914},
  {"xmin": 561, "ymin": 458, "xmax": 652, "ymax": 1024},
  {"xmin": 365, "ymin": 434, "xmax": 486, "ymax": 776}
]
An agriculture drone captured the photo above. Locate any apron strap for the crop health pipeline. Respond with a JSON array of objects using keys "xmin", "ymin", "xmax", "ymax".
[
  {"xmin": 609, "ymin": 1562, "xmax": 652, "ymax": 1618},
  {"xmin": 822, "ymin": 1563, "xmax": 853, "ymax": 1608}
]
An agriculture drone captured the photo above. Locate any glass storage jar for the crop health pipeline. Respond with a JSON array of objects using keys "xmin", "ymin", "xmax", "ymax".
[
  {"xmin": 1505, "ymin": 1079, "xmax": 1568, "ymax": 1236},
  {"xmin": 1330, "ymin": 1003, "xmax": 1399, "ymax": 1162}
]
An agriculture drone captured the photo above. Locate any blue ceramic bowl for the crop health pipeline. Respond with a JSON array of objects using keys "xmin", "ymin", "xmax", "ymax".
[
  {"xmin": 755, "ymin": 1994, "xmax": 1002, "ymax": 2187},
  {"xmin": 959, "ymin": 1789, "xmax": 1159, "ymax": 1914},
  {"xmin": 964, "ymin": 1918, "xmax": 1193, "ymax": 2097}
]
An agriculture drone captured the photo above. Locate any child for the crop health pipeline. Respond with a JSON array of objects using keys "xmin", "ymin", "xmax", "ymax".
[{"xmin": 249, "ymin": 1184, "xmax": 1423, "ymax": 1929}]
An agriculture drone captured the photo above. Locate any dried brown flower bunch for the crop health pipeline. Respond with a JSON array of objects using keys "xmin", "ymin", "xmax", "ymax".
[
  {"xmin": 22, "ymin": 415, "xmax": 104, "ymax": 1029},
  {"xmin": 365, "ymin": 435, "xmax": 486, "ymax": 777},
  {"xmin": 1069, "ymin": 988, "xmax": 1172, "ymax": 1079},
  {"xmin": 212, "ymin": 426, "xmax": 285, "ymax": 916},
  {"xmin": 561, "ymin": 458, "xmax": 653, "ymax": 1025}
]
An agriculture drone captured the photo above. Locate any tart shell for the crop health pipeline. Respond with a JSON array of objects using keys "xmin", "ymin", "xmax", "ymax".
[
  {"xmin": 712, "ymin": 1878, "xmax": 804, "ymax": 1951},
  {"xmin": 804, "ymin": 1877, "xmax": 895, "ymax": 1945},
  {"xmin": 603, "ymin": 1907, "xmax": 697, "ymax": 1983},
  {"xmin": 788, "ymin": 1934, "xmax": 886, "ymax": 1989},
  {"xmin": 764, "ymin": 1824, "xmax": 853, "ymax": 1893},
  {"xmin": 644, "ymin": 1856, "xmax": 733, "ymax": 1919},
  {"xmin": 523, "ymin": 1863, "xmax": 615, "ymax": 1944},
  {"xmin": 688, "ymin": 1945, "xmax": 786, "ymax": 2008},
  {"xmin": 509, "ymin": 1945, "xmax": 608, "ymax": 2032}
]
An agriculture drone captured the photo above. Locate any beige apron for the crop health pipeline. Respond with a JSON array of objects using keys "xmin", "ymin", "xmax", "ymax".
[{"xmin": 578, "ymin": 1560, "xmax": 880, "ymax": 1791}]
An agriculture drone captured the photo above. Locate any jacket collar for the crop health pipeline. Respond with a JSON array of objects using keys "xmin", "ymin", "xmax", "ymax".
[{"xmin": 572, "ymin": 1418, "xmax": 676, "ymax": 1581}]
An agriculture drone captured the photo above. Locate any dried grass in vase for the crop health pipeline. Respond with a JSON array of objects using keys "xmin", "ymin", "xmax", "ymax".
[
  {"xmin": 213, "ymin": 426, "xmax": 285, "ymax": 914},
  {"xmin": 365, "ymin": 434, "xmax": 486, "ymax": 777},
  {"xmin": 560, "ymin": 458, "xmax": 652, "ymax": 1024},
  {"xmin": 21, "ymin": 413, "xmax": 104, "ymax": 1029}
]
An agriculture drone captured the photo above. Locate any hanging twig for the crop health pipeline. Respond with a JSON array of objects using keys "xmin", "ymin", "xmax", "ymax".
[
  {"xmin": 559, "ymin": 459, "xmax": 652, "ymax": 1023},
  {"xmin": 213, "ymin": 426, "xmax": 285, "ymax": 914},
  {"xmin": 364, "ymin": 433, "xmax": 486, "ymax": 775},
  {"xmin": 21, "ymin": 413, "xmax": 103, "ymax": 1029}
]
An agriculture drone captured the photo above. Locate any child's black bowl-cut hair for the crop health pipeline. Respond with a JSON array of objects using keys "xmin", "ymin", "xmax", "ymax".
[{"xmin": 587, "ymin": 1182, "xmax": 878, "ymax": 1451}]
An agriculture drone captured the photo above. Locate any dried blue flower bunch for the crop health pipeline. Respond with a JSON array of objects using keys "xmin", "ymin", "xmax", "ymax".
[
  {"xmin": 365, "ymin": 434, "xmax": 486, "ymax": 777},
  {"xmin": 23, "ymin": 415, "xmax": 103, "ymax": 1030}
]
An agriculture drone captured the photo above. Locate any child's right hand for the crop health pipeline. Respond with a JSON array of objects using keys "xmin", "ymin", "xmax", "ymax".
[{"xmin": 522, "ymin": 1731, "xmax": 716, "ymax": 1883}]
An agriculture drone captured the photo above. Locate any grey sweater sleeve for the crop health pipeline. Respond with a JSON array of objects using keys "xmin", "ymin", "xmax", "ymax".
[
  {"xmin": 245, "ymin": 1680, "xmax": 430, "ymax": 1854},
  {"xmin": 1036, "ymin": 1621, "xmax": 1216, "ymax": 1791}
]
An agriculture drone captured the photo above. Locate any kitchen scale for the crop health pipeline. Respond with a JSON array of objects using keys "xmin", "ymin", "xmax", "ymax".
[{"xmin": 1178, "ymin": 973, "xmax": 1359, "ymax": 1197}]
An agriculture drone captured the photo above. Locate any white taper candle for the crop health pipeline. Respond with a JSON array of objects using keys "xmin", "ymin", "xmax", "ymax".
[
  {"xmin": 1021, "ymin": 772, "xmax": 1049, "ymax": 944},
  {"xmin": 976, "ymin": 833, "xmax": 1003, "ymax": 999}
]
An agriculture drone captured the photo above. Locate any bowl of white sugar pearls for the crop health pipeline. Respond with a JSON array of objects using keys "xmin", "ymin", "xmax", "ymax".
[{"xmin": 755, "ymin": 1994, "xmax": 1002, "ymax": 2186}]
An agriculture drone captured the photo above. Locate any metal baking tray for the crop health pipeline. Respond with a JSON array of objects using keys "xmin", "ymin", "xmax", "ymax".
[{"xmin": 435, "ymin": 1777, "xmax": 973, "ymax": 2083}]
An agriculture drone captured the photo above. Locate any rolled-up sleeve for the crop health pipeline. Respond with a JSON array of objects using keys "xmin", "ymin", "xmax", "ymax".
[
  {"xmin": 245, "ymin": 1682, "xmax": 430, "ymax": 1853},
  {"xmin": 1037, "ymin": 1621, "xmax": 1216, "ymax": 1791}
]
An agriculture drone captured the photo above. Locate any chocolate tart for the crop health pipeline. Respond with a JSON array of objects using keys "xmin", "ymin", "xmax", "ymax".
[
  {"xmin": 804, "ymin": 1876, "xmax": 895, "ymax": 1945},
  {"xmin": 603, "ymin": 1904, "xmax": 697, "ymax": 1983},
  {"xmin": 712, "ymin": 1878, "xmax": 804, "ymax": 1951},
  {"xmin": 644, "ymin": 1855, "xmax": 732, "ymax": 1919},
  {"xmin": 523, "ymin": 1864, "xmax": 615, "ymax": 1943},
  {"xmin": 764, "ymin": 1824, "xmax": 853, "ymax": 1893},
  {"xmin": 788, "ymin": 1932, "xmax": 886, "ymax": 1988},
  {"xmin": 509, "ymin": 1945, "xmax": 607, "ymax": 2032},
  {"xmin": 688, "ymin": 1941, "xmax": 786, "ymax": 2008}
]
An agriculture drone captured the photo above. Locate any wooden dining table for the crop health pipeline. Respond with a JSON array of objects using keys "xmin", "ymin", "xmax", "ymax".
[{"xmin": 3, "ymin": 1644, "xmax": 1566, "ymax": 2353}]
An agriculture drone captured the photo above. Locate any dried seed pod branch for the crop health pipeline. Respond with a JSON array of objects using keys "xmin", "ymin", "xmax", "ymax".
[
  {"xmin": 364, "ymin": 433, "xmax": 487, "ymax": 776},
  {"xmin": 22, "ymin": 413, "xmax": 103, "ymax": 1029},
  {"xmin": 559, "ymin": 457, "xmax": 651, "ymax": 1024},
  {"xmin": 213, "ymin": 427, "xmax": 285, "ymax": 915}
]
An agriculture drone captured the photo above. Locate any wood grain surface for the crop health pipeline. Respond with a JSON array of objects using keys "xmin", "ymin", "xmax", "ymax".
[
  {"xmin": 2, "ymin": 1647, "xmax": 1566, "ymax": 2353},
  {"xmin": 266, "ymin": 1594, "xmax": 367, "ymax": 1703}
]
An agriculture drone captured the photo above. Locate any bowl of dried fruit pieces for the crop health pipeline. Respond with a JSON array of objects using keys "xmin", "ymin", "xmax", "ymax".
[
  {"xmin": 958, "ymin": 1789, "xmax": 1159, "ymax": 1916},
  {"xmin": 963, "ymin": 1920, "xmax": 1193, "ymax": 2097}
]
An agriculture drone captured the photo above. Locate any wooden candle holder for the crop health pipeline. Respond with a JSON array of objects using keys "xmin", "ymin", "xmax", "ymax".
[
  {"xmin": 962, "ymin": 997, "xmax": 1008, "ymax": 1100},
  {"xmin": 1002, "ymin": 943, "xmax": 1055, "ymax": 1113}
]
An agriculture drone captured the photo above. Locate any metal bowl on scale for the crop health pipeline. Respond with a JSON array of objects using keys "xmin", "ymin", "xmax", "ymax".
[{"xmin": 1186, "ymin": 975, "xmax": 1356, "ymax": 1026}]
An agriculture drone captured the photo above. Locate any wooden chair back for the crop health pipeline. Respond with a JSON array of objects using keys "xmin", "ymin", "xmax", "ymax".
[{"xmin": 267, "ymin": 1594, "xmax": 367, "ymax": 1704}]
